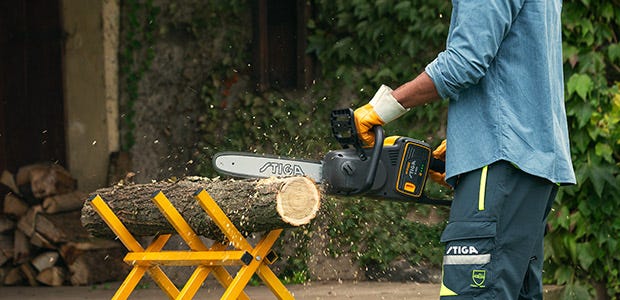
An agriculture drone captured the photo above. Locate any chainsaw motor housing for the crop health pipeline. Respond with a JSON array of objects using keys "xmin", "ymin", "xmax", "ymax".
[{"xmin": 322, "ymin": 136, "xmax": 433, "ymax": 202}]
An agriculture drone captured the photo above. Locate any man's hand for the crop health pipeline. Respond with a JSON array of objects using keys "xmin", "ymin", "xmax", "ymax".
[
  {"xmin": 429, "ymin": 140, "xmax": 451, "ymax": 188},
  {"xmin": 353, "ymin": 104, "xmax": 384, "ymax": 146},
  {"xmin": 353, "ymin": 85, "xmax": 408, "ymax": 146}
]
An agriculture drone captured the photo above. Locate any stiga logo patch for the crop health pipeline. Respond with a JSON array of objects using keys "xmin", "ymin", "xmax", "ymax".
[
  {"xmin": 471, "ymin": 270, "xmax": 486, "ymax": 288},
  {"xmin": 446, "ymin": 245, "xmax": 479, "ymax": 255}
]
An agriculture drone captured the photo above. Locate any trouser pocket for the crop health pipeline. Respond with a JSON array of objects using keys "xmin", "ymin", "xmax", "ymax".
[{"xmin": 439, "ymin": 221, "xmax": 496, "ymax": 298}]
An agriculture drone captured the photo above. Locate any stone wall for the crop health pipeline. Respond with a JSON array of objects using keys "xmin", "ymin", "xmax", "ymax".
[{"xmin": 118, "ymin": 0, "xmax": 252, "ymax": 183}]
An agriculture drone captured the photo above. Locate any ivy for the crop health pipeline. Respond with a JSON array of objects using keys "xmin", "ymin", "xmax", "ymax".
[
  {"xmin": 307, "ymin": 0, "xmax": 451, "ymax": 141},
  {"xmin": 545, "ymin": 0, "xmax": 620, "ymax": 298},
  {"xmin": 120, "ymin": 0, "xmax": 159, "ymax": 151},
  {"xmin": 323, "ymin": 196, "xmax": 448, "ymax": 272},
  {"xmin": 307, "ymin": 0, "xmax": 453, "ymax": 273}
]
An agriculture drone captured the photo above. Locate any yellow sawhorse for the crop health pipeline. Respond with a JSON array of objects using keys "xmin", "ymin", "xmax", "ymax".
[{"xmin": 89, "ymin": 188, "xmax": 294, "ymax": 300}]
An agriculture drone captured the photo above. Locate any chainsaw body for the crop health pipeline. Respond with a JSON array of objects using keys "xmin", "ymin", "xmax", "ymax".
[
  {"xmin": 324, "ymin": 109, "xmax": 448, "ymax": 205},
  {"xmin": 322, "ymin": 136, "xmax": 432, "ymax": 198}
]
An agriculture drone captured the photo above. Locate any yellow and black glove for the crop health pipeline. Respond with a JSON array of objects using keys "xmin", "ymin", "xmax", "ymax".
[
  {"xmin": 353, "ymin": 85, "xmax": 408, "ymax": 146},
  {"xmin": 429, "ymin": 139, "xmax": 451, "ymax": 188}
]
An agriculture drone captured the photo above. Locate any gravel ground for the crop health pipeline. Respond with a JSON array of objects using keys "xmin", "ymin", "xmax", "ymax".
[
  {"xmin": 2, "ymin": 281, "xmax": 439, "ymax": 299},
  {"xmin": 0, "ymin": 281, "xmax": 564, "ymax": 299}
]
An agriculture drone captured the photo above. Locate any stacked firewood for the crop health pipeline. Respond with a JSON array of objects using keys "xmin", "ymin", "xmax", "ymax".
[{"xmin": 0, "ymin": 163, "xmax": 129, "ymax": 286}]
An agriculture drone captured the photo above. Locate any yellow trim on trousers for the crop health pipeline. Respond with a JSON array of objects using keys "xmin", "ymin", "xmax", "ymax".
[
  {"xmin": 439, "ymin": 265, "xmax": 458, "ymax": 296},
  {"xmin": 478, "ymin": 165, "xmax": 488, "ymax": 211}
]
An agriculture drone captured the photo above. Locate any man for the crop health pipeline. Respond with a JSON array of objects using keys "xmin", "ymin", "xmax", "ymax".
[{"xmin": 353, "ymin": 0, "xmax": 576, "ymax": 299}]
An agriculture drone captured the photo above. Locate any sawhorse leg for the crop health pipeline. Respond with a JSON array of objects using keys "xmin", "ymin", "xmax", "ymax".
[
  {"xmin": 90, "ymin": 196, "xmax": 179, "ymax": 299},
  {"xmin": 195, "ymin": 189, "xmax": 294, "ymax": 300}
]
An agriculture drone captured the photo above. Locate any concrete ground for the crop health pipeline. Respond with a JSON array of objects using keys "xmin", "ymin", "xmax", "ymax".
[
  {"xmin": 0, "ymin": 281, "xmax": 564, "ymax": 299},
  {"xmin": 2, "ymin": 281, "xmax": 438, "ymax": 299}
]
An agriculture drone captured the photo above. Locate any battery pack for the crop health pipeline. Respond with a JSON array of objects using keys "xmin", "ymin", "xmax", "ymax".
[{"xmin": 395, "ymin": 140, "xmax": 432, "ymax": 197}]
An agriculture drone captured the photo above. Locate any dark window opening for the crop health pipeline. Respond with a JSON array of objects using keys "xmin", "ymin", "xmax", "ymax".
[
  {"xmin": 0, "ymin": 0, "xmax": 66, "ymax": 183},
  {"xmin": 253, "ymin": 0, "xmax": 313, "ymax": 91}
]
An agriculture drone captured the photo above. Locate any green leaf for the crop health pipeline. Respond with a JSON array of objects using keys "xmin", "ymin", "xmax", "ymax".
[
  {"xmin": 558, "ymin": 205, "xmax": 571, "ymax": 230},
  {"xmin": 566, "ymin": 74, "xmax": 593, "ymax": 100},
  {"xmin": 555, "ymin": 265, "xmax": 572, "ymax": 285},
  {"xmin": 601, "ymin": 3, "xmax": 614, "ymax": 21},
  {"xmin": 576, "ymin": 242, "xmax": 595, "ymax": 269},
  {"xmin": 563, "ymin": 45, "xmax": 580, "ymax": 66},
  {"xmin": 562, "ymin": 283, "xmax": 592, "ymax": 300},
  {"xmin": 375, "ymin": 68, "xmax": 396, "ymax": 81},
  {"xmin": 394, "ymin": 1, "xmax": 411, "ymax": 11},
  {"xmin": 570, "ymin": 129, "xmax": 591, "ymax": 153},
  {"xmin": 587, "ymin": 162, "xmax": 619, "ymax": 197},
  {"xmin": 568, "ymin": 100, "xmax": 593, "ymax": 129},
  {"xmin": 594, "ymin": 143, "xmax": 613, "ymax": 162},
  {"xmin": 608, "ymin": 43, "xmax": 620, "ymax": 63}
]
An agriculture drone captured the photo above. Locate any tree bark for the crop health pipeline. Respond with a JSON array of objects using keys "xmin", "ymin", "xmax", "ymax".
[{"xmin": 81, "ymin": 176, "xmax": 321, "ymax": 241}]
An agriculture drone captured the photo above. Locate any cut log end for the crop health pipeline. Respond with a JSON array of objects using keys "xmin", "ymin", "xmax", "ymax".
[{"xmin": 273, "ymin": 177, "xmax": 321, "ymax": 226}]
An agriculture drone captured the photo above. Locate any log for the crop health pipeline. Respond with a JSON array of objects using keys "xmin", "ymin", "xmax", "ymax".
[
  {"xmin": 30, "ymin": 232, "xmax": 55, "ymax": 249},
  {"xmin": 65, "ymin": 245, "xmax": 129, "ymax": 285},
  {"xmin": 1, "ymin": 170, "xmax": 19, "ymax": 194},
  {"xmin": 0, "ymin": 234, "xmax": 14, "ymax": 266},
  {"xmin": 36, "ymin": 266, "xmax": 66, "ymax": 286},
  {"xmin": 0, "ymin": 215, "xmax": 15, "ymax": 233},
  {"xmin": 13, "ymin": 229, "xmax": 31, "ymax": 264},
  {"xmin": 0, "ymin": 267, "xmax": 7, "ymax": 284},
  {"xmin": 3, "ymin": 193, "xmax": 29, "ymax": 217},
  {"xmin": 0, "ymin": 251, "xmax": 8, "ymax": 266},
  {"xmin": 4, "ymin": 267, "xmax": 23, "ymax": 285},
  {"xmin": 16, "ymin": 163, "xmax": 76, "ymax": 203},
  {"xmin": 59, "ymin": 238, "xmax": 124, "ymax": 265},
  {"xmin": 31, "ymin": 251, "xmax": 60, "ymax": 272},
  {"xmin": 42, "ymin": 191, "xmax": 87, "ymax": 214},
  {"xmin": 59, "ymin": 239, "xmax": 128, "ymax": 285},
  {"xmin": 81, "ymin": 176, "xmax": 321, "ymax": 240},
  {"xmin": 17, "ymin": 206, "xmax": 40, "ymax": 237},
  {"xmin": 20, "ymin": 263, "xmax": 38, "ymax": 286},
  {"xmin": 34, "ymin": 210, "xmax": 90, "ymax": 243}
]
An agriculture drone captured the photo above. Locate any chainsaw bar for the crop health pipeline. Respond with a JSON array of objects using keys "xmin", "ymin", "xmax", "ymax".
[{"xmin": 212, "ymin": 152, "xmax": 323, "ymax": 183}]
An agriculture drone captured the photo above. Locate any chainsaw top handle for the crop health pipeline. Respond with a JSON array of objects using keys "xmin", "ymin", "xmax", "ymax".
[
  {"xmin": 330, "ymin": 109, "xmax": 384, "ymax": 194},
  {"xmin": 357, "ymin": 125, "xmax": 384, "ymax": 193}
]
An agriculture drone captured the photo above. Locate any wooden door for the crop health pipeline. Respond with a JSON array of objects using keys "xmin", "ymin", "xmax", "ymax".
[
  {"xmin": 253, "ymin": 0, "xmax": 313, "ymax": 91},
  {"xmin": 0, "ymin": 0, "xmax": 66, "ymax": 197}
]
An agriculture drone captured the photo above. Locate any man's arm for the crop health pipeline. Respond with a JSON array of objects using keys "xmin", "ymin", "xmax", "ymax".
[
  {"xmin": 352, "ymin": 71, "xmax": 442, "ymax": 145},
  {"xmin": 391, "ymin": 71, "xmax": 441, "ymax": 109}
]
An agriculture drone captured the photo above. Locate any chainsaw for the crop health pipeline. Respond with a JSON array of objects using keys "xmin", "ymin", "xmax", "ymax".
[{"xmin": 213, "ymin": 109, "xmax": 451, "ymax": 206}]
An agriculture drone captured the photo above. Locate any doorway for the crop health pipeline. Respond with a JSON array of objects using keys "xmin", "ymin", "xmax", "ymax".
[{"xmin": 0, "ymin": 0, "xmax": 66, "ymax": 196}]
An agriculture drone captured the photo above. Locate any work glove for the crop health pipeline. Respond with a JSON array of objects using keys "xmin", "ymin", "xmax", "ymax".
[
  {"xmin": 428, "ymin": 139, "xmax": 451, "ymax": 188},
  {"xmin": 354, "ymin": 85, "xmax": 408, "ymax": 146}
]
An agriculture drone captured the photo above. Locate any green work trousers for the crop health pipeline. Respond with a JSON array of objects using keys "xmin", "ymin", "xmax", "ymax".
[{"xmin": 439, "ymin": 160, "xmax": 558, "ymax": 299}]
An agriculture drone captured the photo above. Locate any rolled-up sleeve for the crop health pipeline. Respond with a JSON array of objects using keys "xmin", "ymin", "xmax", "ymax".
[{"xmin": 425, "ymin": 0, "xmax": 525, "ymax": 100}]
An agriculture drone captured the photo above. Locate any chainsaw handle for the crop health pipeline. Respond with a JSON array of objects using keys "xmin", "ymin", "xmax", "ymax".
[
  {"xmin": 429, "ymin": 157, "xmax": 445, "ymax": 174},
  {"xmin": 329, "ymin": 108, "xmax": 384, "ymax": 194},
  {"xmin": 355, "ymin": 125, "xmax": 384, "ymax": 193}
]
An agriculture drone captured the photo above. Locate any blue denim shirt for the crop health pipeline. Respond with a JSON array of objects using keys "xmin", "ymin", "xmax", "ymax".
[{"xmin": 425, "ymin": 0, "xmax": 576, "ymax": 184}]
